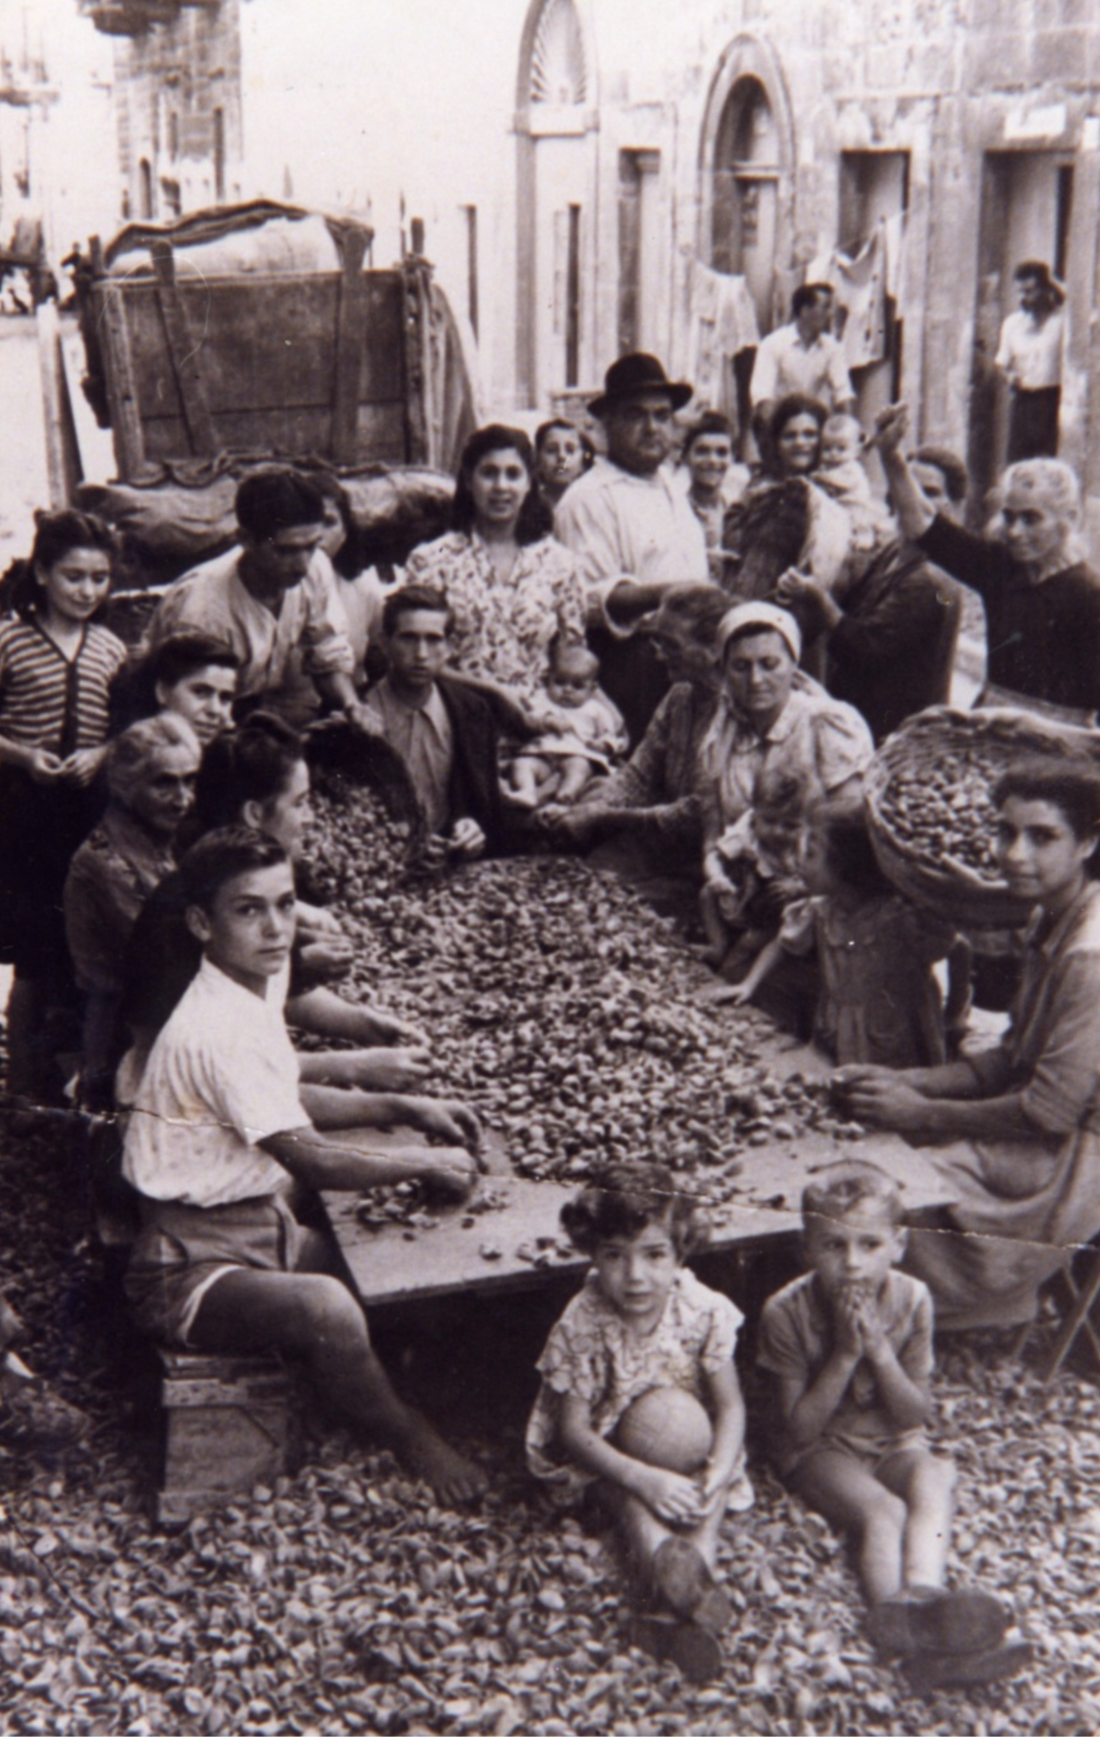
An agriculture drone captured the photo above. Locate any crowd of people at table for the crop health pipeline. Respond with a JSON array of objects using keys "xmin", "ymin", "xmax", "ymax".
[{"xmin": 1, "ymin": 281, "xmax": 1098, "ymax": 1688}]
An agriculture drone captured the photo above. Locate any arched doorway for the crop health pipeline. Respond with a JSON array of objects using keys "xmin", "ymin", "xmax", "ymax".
[
  {"xmin": 698, "ymin": 38, "xmax": 794, "ymax": 439},
  {"xmin": 712, "ymin": 76, "xmax": 780, "ymax": 338},
  {"xmin": 515, "ymin": 0, "xmax": 597, "ymax": 408}
]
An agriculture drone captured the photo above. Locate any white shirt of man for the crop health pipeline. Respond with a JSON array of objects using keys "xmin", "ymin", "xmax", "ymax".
[
  {"xmin": 554, "ymin": 458, "xmax": 708, "ymax": 627},
  {"xmin": 370, "ymin": 673, "xmax": 455, "ymax": 834},
  {"xmin": 150, "ymin": 545, "xmax": 354, "ymax": 696},
  {"xmin": 750, "ymin": 323, "xmax": 855, "ymax": 410},
  {"xmin": 995, "ymin": 308, "xmax": 1065, "ymax": 390},
  {"xmin": 122, "ymin": 957, "xmax": 307, "ymax": 1207}
]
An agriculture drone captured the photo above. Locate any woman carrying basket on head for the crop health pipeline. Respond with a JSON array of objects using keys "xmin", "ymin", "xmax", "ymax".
[{"xmin": 833, "ymin": 756, "xmax": 1100, "ymax": 1332}]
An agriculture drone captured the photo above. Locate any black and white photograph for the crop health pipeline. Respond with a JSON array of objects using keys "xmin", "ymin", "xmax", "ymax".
[{"xmin": 0, "ymin": 0, "xmax": 1097, "ymax": 1730}]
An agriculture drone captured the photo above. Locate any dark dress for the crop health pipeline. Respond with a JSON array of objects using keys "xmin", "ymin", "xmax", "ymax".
[
  {"xmin": 822, "ymin": 541, "xmax": 961, "ymax": 742},
  {"xmin": 918, "ymin": 515, "xmax": 1100, "ymax": 717}
]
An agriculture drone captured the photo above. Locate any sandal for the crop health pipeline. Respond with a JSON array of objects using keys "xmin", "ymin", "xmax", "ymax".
[
  {"xmin": 651, "ymin": 1537, "xmax": 733, "ymax": 1634},
  {"xmin": 631, "ymin": 1614, "xmax": 723, "ymax": 1685},
  {"xmin": 871, "ymin": 1586, "xmax": 1008, "ymax": 1658},
  {"xmin": 902, "ymin": 1638, "xmax": 1033, "ymax": 1696}
]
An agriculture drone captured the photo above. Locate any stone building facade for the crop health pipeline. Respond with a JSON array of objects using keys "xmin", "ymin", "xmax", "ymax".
[{"xmin": 86, "ymin": 0, "xmax": 1100, "ymax": 532}]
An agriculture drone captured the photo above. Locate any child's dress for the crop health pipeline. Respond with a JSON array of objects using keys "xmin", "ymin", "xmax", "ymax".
[
  {"xmin": 711, "ymin": 809, "xmax": 803, "ymax": 930},
  {"xmin": 524, "ymin": 687, "xmax": 629, "ymax": 777},
  {"xmin": 778, "ymin": 891, "xmax": 955, "ymax": 1068},
  {"xmin": 526, "ymin": 1267, "xmax": 742, "ymax": 1499}
]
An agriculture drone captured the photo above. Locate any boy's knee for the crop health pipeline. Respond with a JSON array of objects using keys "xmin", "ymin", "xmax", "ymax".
[
  {"xmin": 863, "ymin": 1483, "xmax": 908, "ymax": 1536},
  {"xmin": 293, "ymin": 1275, "xmax": 369, "ymax": 1349},
  {"xmin": 914, "ymin": 1453, "xmax": 956, "ymax": 1501}
]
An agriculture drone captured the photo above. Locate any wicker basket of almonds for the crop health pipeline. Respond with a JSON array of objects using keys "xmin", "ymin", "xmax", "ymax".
[{"xmin": 865, "ymin": 707, "xmax": 1100, "ymax": 928}]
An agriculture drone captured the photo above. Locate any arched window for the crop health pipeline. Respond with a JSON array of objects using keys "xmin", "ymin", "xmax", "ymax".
[
  {"xmin": 528, "ymin": 0, "xmax": 587, "ymax": 107},
  {"xmin": 712, "ymin": 77, "xmax": 779, "ymax": 280}
]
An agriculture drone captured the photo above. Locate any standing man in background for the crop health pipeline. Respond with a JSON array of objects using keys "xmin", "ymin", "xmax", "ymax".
[
  {"xmin": 995, "ymin": 261, "xmax": 1065, "ymax": 462},
  {"xmin": 749, "ymin": 284, "xmax": 856, "ymax": 431}
]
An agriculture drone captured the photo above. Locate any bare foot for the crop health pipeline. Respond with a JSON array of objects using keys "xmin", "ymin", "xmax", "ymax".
[{"xmin": 399, "ymin": 1414, "xmax": 488, "ymax": 1504}]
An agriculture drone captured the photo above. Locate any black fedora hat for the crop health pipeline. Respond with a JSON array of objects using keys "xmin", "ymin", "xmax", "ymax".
[{"xmin": 588, "ymin": 352, "xmax": 694, "ymax": 417}]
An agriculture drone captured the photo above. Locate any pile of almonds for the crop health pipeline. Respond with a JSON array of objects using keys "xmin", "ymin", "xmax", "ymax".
[
  {"xmin": 302, "ymin": 782, "xmax": 861, "ymax": 1201},
  {"xmin": 875, "ymin": 749, "xmax": 1002, "ymax": 883},
  {"xmin": 0, "ymin": 1102, "xmax": 1096, "ymax": 1736}
]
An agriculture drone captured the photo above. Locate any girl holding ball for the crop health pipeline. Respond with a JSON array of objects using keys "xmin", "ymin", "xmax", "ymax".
[{"xmin": 526, "ymin": 1162, "xmax": 748, "ymax": 1682}]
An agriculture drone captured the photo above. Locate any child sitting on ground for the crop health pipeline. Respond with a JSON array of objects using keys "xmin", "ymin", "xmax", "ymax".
[
  {"xmin": 121, "ymin": 826, "xmax": 487, "ymax": 1506},
  {"xmin": 758, "ymin": 1161, "xmax": 1030, "ymax": 1693},
  {"xmin": 526, "ymin": 1163, "xmax": 749, "ymax": 1684},
  {"xmin": 507, "ymin": 640, "xmax": 627, "ymax": 809},
  {"xmin": 716, "ymin": 801, "xmax": 967, "ymax": 1069},
  {"xmin": 699, "ymin": 769, "xmax": 806, "ymax": 971},
  {"xmin": 813, "ymin": 413, "xmax": 895, "ymax": 555}
]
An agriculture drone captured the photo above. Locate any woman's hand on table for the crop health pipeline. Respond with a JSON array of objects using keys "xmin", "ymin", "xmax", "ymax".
[
  {"xmin": 835, "ymin": 1074, "xmax": 931, "ymax": 1132},
  {"xmin": 398, "ymin": 1095, "xmax": 483, "ymax": 1157},
  {"xmin": 298, "ymin": 934, "xmax": 355, "ymax": 981},
  {"xmin": 706, "ymin": 981, "xmax": 753, "ymax": 1008},
  {"xmin": 297, "ymin": 901, "xmax": 346, "ymax": 938},
  {"xmin": 368, "ymin": 1010, "xmax": 430, "ymax": 1050},
  {"xmin": 413, "ymin": 1145, "xmax": 481, "ymax": 1201},
  {"xmin": 342, "ymin": 1047, "xmax": 433, "ymax": 1091}
]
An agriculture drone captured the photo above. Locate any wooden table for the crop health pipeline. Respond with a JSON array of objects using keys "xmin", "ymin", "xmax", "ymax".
[{"xmin": 323, "ymin": 1043, "xmax": 959, "ymax": 1309}]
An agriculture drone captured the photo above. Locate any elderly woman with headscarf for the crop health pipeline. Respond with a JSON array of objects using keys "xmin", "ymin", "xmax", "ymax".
[
  {"xmin": 64, "ymin": 713, "xmax": 201, "ymax": 1104},
  {"xmin": 876, "ymin": 402, "xmax": 1100, "ymax": 722},
  {"xmin": 699, "ymin": 602, "xmax": 873, "ymax": 857}
]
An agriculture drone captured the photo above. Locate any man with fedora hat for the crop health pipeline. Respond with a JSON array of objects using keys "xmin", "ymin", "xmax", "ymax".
[
  {"xmin": 995, "ymin": 261, "xmax": 1065, "ymax": 461},
  {"xmin": 555, "ymin": 352, "xmax": 709, "ymax": 741}
]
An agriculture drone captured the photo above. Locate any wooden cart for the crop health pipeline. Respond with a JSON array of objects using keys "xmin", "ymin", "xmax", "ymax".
[{"xmin": 38, "ymin": 198, "xmax": 479, "ymax": 506}]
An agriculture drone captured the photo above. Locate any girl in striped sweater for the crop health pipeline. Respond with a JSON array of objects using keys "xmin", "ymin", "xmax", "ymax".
[{"xmin": 0, "ymin": 511, "xmax": 127, "ymax": 1097}]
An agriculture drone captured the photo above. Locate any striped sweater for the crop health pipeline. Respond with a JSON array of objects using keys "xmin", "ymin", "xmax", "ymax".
[{"xmin": 0, "ymin": 617, "xmax": 128, "ymax": 753}]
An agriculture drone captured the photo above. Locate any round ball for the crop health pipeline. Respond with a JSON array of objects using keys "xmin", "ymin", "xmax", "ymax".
[{"xmin": 617, "ymin": 1386, "xmax": 713, "ymax": 1473}]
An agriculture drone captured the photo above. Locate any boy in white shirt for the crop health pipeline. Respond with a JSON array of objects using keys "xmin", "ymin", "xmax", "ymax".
[{"xmin": 123, "ymin": 827, "xmax": 486, "ymax": 1505}]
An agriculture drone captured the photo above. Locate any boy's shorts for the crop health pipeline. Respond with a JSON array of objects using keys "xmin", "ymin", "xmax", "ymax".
[
  {"xmin": 785, "ymin": 1425, "xmax": 930, "ymax": 1479},
  {"xmin": 125, "ymin": 1193, "xmax": 311, "ymax": 1348}
]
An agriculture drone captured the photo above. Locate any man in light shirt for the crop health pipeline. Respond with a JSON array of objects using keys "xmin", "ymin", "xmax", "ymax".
[
  {"xmin": 749, "ymin": 284, "xmax": 856, "ymax": 427},
  {"xmin": 554, "ymin": 352, "xmax": 709, "ymax": 741},
  {"xmin": 995, "ymin": 261, "xmax": 1065, "ymax": 462},
  {"xmin": 149, "ymin": 469, "xmax": 373, "ymax": 733}
]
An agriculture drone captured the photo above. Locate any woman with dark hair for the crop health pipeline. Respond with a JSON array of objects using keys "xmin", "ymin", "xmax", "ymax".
[
  {"xmin": 0, "ymin": 509, "xmax": 127, "ymax": 1096},
  {"xmin": 311, "ymin": 470, "xmax": 389, "ymax": 683},
  {"xmin": 404, "ymin": 423, "xmax": 587, "ymax": 715},
  {"xmin": 721, "ymin": 397, "xmax": 852, "ymax": 640},
  {"xmin": 835, "ymin": 756, "xmax": 1100, "ymax": 1330},
  {"xmin": 108, "ymin": 632, "xmax": 240, "ymax": 742}
]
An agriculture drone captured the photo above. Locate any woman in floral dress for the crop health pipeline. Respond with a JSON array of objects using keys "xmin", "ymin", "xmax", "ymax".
[{"xmin": 404, "ymin": 424, "xmax": 588, "ymax": 721}]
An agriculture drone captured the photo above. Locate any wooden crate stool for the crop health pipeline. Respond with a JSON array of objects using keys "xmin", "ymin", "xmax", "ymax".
[
  {"xmin": 1012, "ymin": 1241, "xmax": 1100, "ymax": 1385},
  {"xmin": 157, "ymin": 1348, "xmax": 297, "ymax": 1524},
  {"xmin": 1037, "ymin": 1244, "xmax": 1100, "ymax": 1383}
]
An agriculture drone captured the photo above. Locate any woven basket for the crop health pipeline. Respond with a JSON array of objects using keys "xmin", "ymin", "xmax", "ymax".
[{"xmin": 865, "ymin": 706, "xmax": 1100, "ymax": 928}]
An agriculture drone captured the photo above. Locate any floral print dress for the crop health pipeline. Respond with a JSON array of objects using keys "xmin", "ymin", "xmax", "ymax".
[{"xmin": 404, "ymin": 531, "xmax": 587, "ymax": 708}]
